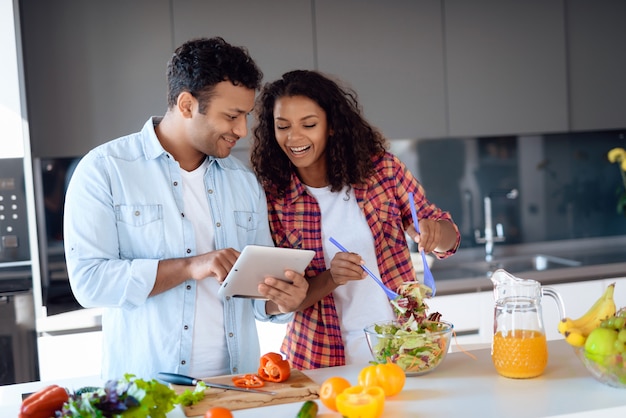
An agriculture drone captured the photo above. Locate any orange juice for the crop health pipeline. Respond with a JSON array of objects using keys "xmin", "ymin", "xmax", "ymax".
[{"xmin": 492, "ymin": 329, "xmax": 548, "ymax": 378}]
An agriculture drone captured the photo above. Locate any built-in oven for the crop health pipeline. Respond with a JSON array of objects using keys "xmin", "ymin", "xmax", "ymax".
[{"xmin": 0, "ymin": 158, "xmax": 39, "ymax": 385}]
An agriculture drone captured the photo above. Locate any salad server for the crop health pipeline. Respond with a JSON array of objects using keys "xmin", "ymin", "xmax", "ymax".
[
  {"xmin": 157, "ymin": 372, "xmax": 277, "ymax": 395},
  {"xmin": 408, "ymin": 192, "xmax": 436, "ymax": 296},
  {"xmin": 328, "ymin": 236, "xmax": 400, "ymax": 300}
]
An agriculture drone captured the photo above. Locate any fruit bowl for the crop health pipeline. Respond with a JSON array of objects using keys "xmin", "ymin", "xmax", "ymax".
[
  {"xmin": 364, "ymin": 320, "xmax": 453, "ymax": 376},
  {"xmin": 574, "ymin": 347, "xmax": 626, "ymax": 388}
]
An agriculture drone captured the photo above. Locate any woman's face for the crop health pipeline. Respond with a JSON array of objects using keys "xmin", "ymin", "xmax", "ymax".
[{"xmin": 273, "ymin": 95, "xmax": 331, "ymax": 187}]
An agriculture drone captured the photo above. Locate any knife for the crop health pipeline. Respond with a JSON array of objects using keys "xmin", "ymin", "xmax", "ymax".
[{"xmin": 157, "ymin": 372, "xmax": 277, "ymax": 395}]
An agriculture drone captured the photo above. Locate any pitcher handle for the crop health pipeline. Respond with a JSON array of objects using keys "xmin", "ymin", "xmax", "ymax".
[{"xmin": 542, "ymin": 286, "xmax": 567, "ymax": 320}]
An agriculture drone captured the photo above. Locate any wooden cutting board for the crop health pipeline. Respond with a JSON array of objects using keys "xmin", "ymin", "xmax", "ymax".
[{"xmin": 170, "ymin": 370, "xmax": 320, "ymax": 416}]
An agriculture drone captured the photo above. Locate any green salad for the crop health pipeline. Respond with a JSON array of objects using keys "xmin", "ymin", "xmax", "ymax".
[{"xmin": 369, "ymin": 282, "xmax": 452, "ymax": 374}]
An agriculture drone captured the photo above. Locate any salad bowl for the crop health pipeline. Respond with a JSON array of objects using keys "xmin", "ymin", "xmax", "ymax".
[{"xmin": 364, "ymin": 319, "xmax": 453, "ymax": 376}]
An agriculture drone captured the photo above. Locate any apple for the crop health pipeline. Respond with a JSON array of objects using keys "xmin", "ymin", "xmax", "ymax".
[{"xmin": 585, "ymin": 327, "xmax": 619, "ymax": 365}]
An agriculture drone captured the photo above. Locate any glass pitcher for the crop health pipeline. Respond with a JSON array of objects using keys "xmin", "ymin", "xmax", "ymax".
[{"xmin": 490, "ymin": 269, "xmax": 566, "ymax": 379}]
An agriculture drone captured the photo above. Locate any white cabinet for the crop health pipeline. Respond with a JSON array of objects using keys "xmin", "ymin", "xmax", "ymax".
[
  {"xmin": 315, "ymin": 0, "xmax": 447, "ymax": 140},
  {"xmin": 444, "ymin": 0, "xmax": 568, "ymax": 137},
  {"xmin": 566, "ymin": 0, "xmax": 626, "ymax": 131},
  {"xmin": 430, "ymin": 277, "xmax": 618, "ymax": 348},
  {"xmin": 37, "ymin": 331, "xmax": 102, "ymax": 381},
  {"xmin": 427, "ymin": 291, "xmax": 493, "ymax": 346}
]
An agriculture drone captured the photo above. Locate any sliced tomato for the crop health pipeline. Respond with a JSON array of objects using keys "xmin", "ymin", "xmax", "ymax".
[{"xmin": 231, "ymin": 373, "xmax": 265, "ymax": 388}]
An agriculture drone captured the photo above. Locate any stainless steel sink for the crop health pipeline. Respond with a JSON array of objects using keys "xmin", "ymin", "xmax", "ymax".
[{"xmin": 469, "ymin": 254, "xmax": 582, "ymax": 274}]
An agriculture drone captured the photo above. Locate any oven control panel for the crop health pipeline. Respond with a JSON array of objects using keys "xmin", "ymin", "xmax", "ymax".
[{"xmin": 0, "ymin": 158, "xmax": 30, "ymax": 263}]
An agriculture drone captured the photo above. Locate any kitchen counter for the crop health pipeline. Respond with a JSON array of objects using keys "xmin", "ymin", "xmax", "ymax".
[
  {"xmin": 430, "ymin": 235, "xmax": 626, "ymax": 295},
  {"xmin": 1, "ymin": 340, "xmax": 625, "ymax": 417}
]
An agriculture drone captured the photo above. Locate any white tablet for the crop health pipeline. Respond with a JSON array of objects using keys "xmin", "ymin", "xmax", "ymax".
[{"xmin": 218, "ymin": 245, "xmax": 315, "ymax": 299}]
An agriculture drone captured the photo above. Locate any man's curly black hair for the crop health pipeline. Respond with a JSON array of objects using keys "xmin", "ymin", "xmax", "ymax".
[
  {"xmin": 251, "ymin": 70, "xmax": 388, "ymax": 195},
  {"xmin": 166, "ymin": 37, "xmax": 262, "ymax": 114}
]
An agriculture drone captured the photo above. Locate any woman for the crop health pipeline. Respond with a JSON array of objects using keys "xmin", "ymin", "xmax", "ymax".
[{"xmin": 251, "ymin": 70, "xmax": 460, "ymax": 369}]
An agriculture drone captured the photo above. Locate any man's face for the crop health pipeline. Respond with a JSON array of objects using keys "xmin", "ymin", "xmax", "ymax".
[{"xmin": 188, "ymin": 81, "xmax": 255, "ymax": 159}]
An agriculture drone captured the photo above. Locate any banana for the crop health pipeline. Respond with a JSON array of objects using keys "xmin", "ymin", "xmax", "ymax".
[
  {"xmin": 558, "ymin": 318, "xmax": 576, "ymax": 335},
  {"xmin": 558, "ymin": 283, "xmax": 616, "ymax": 337},
  {"xmin": 564, "ymin": 328, "xmax": 587, "ymax": 347}
]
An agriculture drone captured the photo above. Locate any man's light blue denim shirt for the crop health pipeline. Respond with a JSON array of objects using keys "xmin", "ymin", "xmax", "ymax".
[{"xmin": 64, "ymin": 117, "xmax": 290, "ymax": 380}]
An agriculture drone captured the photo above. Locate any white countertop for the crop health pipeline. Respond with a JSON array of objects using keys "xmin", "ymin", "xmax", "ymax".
[{"xmin": 2, "ymin": 340, "xmax": 625, "ymax": 418}]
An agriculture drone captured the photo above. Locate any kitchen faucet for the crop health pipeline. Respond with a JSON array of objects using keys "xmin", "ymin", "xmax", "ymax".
[{"xmin": 475, "ymin": 189, "xmax": 518, "ymax": 262}]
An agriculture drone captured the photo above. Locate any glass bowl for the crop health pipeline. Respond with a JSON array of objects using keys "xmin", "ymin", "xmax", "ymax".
[
  {"xmin": 574, "ymin": 347, "xmax": 626, "ymax": 388},
  {"xmin": 364, "ymin": 320, "xmax": 453, "ymax": 376}
]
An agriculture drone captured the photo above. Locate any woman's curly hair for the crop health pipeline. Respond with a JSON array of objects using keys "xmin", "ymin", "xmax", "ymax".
[{"xmin": 251, "ymin": 70, "xmax": 388, "ymax": 195}]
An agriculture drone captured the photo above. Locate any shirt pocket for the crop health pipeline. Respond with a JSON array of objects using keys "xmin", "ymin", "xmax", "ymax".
[
  {"xmin": 377, "ymin": 200, "xmax": 406, "ymax": 247},
  {"xmin": 234, "ymin": 210, "xmax": 258, "ymax": 244},
  {"xmin": 115, "ymin": 204, "xmax": 164, "ymax": 259}
]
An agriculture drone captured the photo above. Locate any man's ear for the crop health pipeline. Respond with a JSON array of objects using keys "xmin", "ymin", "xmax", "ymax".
[{"xmin": 177, "ymin": 92, "xmax": 195, "ymax": 118}]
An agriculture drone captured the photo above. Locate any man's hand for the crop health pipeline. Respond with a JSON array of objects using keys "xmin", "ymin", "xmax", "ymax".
[
  {"xmin": 259, "ymin": 270, "xmax": 309, "ymax": 314},
  {"xmin": 186, "ymin": 248, "xmax": 240, "ymax": 283}
]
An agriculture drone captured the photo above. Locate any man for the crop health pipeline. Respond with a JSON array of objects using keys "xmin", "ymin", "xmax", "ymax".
[{"xmin": 64, "ymin": 37, "xmax": 308, "ymax": 380}]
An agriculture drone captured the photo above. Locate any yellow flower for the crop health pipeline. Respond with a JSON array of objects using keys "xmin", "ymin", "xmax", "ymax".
[{"xmin": 607, "ymin": 147, "xmax": 626, "ymax": 163}]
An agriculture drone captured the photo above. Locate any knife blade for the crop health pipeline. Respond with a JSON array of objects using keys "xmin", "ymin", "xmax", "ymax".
[{"xmin": 157, "ymin": 372, "xmax": 277, "ymax": 395}]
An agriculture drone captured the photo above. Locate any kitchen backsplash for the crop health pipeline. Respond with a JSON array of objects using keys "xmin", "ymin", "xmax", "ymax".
[{"xmin": 392, "ymin": 129, "xmax": 626, "ymax": 249}]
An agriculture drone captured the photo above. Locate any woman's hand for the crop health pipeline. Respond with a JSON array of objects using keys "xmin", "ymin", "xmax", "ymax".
[
  {"xmin": 328, "ymin": 251, "xmax": 367, "ymax": 286},
  {"xmin": 408, "ymin": 219, "xmax": 458, "ymax": 254}
]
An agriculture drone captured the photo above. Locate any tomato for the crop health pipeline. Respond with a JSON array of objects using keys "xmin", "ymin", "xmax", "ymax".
[
  {"xmin": 231, "ymin": 373, "xmax": 265, "ymax": 388},
  {"xmin": 204, "ymin": 406, "xmax": 233, "ymax": 418},
  {"xmin": 319, "ymin": 376, "xmax": 351, "ymax": 412},
  {"xmin": 358, "ymin": 362, "xmax": 406, "ymax": 397},
  {"xmin": 258, "ymin": 352, "xmax": 291, "ymax": 382},
  {"xmin": 335, "ymin": 385, "xmax": 385, "ymax": 418}
]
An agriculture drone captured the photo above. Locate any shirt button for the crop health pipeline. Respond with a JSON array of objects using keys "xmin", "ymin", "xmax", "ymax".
[
  {"xmin": 173, "ymin": 181, "xmax": 178, "ymax": 186},
  {"xmin": 232, "ymin": 367, "xmax": 238, "ymax": 373},
  {"xmin": 186, "ymin": 248, "xmax": 191, "ymax": 254},
  {"xmin": 225, "ymin": 296, "xmax": 230, "ymax": 301},
  {"xmin": 181, "ymin": 360, "xmax": 186, "ymax": 365},
  {"xmin": 134, "ymin": 211, "xmax": 140, "ymax": 216},
  {"xmin": 186, "ymin": 284, "xmax": 191, "ymax": 290},
  {"xmin": 208, "ymin": 189, "xmax": 213, "ymax": 194},
  {"xmin": 184, "ymin": 325, "xmax": 189, "ymax": 330},
  {"xmin": 228, "ymin": 332, "xmax": 234, "ymax": 337},
  {"xmin": 216, "ymin": 222, "xmax": 221, "ymax": 228}
]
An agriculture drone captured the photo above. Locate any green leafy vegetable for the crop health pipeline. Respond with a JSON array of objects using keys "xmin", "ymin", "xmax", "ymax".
[
  {"xmin": 174, "ymin": 381, "xmax": 207, "ymax": 407},
  {"xmin": 369, "ymin": 282, "xmax": 450, "ymax": 373},
  {"xmin": 59, "ymin": 374, "xmax": 179, "ymax": 417}
]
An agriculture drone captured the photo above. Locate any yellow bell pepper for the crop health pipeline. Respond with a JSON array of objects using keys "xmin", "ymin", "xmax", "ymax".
[
  {"xmin": 335, "ymin": 385, "xmax": 385, "ymax": 418},
  {"xmin": 358, "ymin": 362, "xmax": 406, "ymax": 397}
]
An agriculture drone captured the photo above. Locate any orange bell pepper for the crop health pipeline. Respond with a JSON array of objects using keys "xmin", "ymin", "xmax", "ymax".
[
  {"xmin": 258, "ymin": 352, "xmax": 291, "ymax": 382},
  {"xmin": 335, "ymin": 385, "xmax": 385, "ymax": 418},
  {"xmin": 19, "ymin": 384, "xmax": 69, "ymax": 418},
  {"xmin": 358, "ymin": 362, "xmax": 406, "ymax": 397},
  {"xmin": 231, "ymin": 373, "xmax": 265, "ymax": 388}
]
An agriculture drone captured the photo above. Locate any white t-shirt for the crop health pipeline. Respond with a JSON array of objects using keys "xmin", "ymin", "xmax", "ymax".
[
  {"xmin": 181, "ymin": 158, "xmax": 229, "ymax": 377},
  {"xmin": 306, "ymin": 186, "xmax": 395, "ymax": 365}
]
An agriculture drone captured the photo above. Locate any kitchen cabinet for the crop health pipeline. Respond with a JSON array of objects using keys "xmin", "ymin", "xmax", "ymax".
[
  {"xmin": 566, "ymin": 0, "xmax": 626, "ymax": 131},
  {"xmin": 315, "ymin": 0, "xmax": 447, "ymax": 140},
  {"xmin": 431, "ymin": 276, "xmax": 617, "ymax": 347},
  {"xmin": 19, "ymin": 0, "xmax": 172, "ymax": 159},
  {"xmin": 37, "ymin": 331, "xmax": 102, "ymax": 381},
  {"xmin": 444, "ymin": 0, "xmax": 568, "ymax": 137},
  {"xmin": 171, "ymin": 0, "xmax": 315, "ymax": 154},
  {"xmin": 427, "ymin": 291, "xmax": 493, "ymax": 345},
  {"xmin": 171, "ymin": 0, "xmax": 315, "ymax": 84}
]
